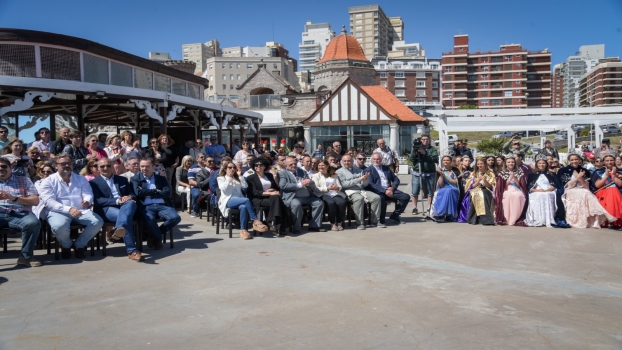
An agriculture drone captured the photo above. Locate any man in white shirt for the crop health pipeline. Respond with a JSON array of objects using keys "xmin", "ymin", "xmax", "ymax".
[
  {"xmin": 373, "ymin": 138, "xmax": 399, "ymax": 173},
  {"xmin": 31, "ymin": 127, "xmax": 52, "ymax": 159},
  {"xmin": 39, "ymin": 153, "xmax": 104, "ymax": 259},
  {"xmin": 299, "ymin": 155, "xmax": 314, "ymax": 176},
  {"xmin": 122, "ymin": 157, "xmax": 140, "ymax": 181}
]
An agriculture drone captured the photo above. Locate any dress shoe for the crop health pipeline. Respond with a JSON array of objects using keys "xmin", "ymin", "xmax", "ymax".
[
  {"xmin": 128, "ymin": 251, "xmax": 144, "ymax": 261},
  {"xmin": 292, "ymin": 230, "xmax": 301, "ymax": 235},
  {"xmin": 17, "ymin": 256, "xmax": 43, "ymax": 267},
  {"xmin": 110, "ymin": 227, "xmax": 126, "ymax": 241},
  {"xmin": 308, "ymin": 227, "xmax": 326, "ymax": 232},
  {"xmin": 61, "ymin": 248, "xmax": 72, "ymax": 259},
  {"xmin": 74, "ymin": 247, "xmax": 85, "ymax": 259}
]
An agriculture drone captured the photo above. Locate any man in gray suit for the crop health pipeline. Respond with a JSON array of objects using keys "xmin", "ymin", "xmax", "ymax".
[
  {"xmin": 336, "ymin": 154, "xmax": 382, "ymax": 230},
  {"xmin": 279, "ymin": 156, "xmax": 325, "ymax": 234}
]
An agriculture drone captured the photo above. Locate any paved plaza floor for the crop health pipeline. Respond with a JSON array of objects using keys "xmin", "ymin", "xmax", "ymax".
[{"xmin": 1, "ymin": 177, "xmax": 622, "ymax": 349}]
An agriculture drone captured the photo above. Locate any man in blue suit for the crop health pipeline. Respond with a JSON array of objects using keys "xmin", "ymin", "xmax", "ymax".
[
  {"xmin": 365, "ymin": 152, "xmax": 410, "ymax": 225},
  {"xmin": 131, "ymin": 158, "xmax": 181, "ymax": 250},
  {"xmin": 90, "ymin": 158, "xmax": 142, "ymax": 261}
]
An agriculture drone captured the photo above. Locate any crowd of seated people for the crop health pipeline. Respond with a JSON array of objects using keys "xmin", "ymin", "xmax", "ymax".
[{"xmin": 5, "ymin": 128, "xmax": 622, "ymax": 268}]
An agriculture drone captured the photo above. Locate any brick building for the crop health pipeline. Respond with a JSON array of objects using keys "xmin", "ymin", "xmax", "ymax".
[
  {"xmin": 552, "ymin": 63, "xmax": 564, "ymax": 108},
  {"xmin": 578, "ymin": 59, "xmax": 622, "ymax": 107},
  {"xmin": 442, "ymin": 34, "xmax": 552, "ymax": 109},
  {"xmin": 372, "ymin": 57, "xmax": 442, "ymax": 113}
]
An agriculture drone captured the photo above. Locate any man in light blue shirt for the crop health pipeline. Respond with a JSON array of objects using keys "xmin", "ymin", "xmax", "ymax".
[{"xmin": 205, "ymin": 136, "xmax": 226, "ymax": 164}]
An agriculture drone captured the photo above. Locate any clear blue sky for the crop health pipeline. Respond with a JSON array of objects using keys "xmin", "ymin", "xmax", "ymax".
[{"xmin": 1, "ymin": 0, "xmax": 621, "ymax": 66}]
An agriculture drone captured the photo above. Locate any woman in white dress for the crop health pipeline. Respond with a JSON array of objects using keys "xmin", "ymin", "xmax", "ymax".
[
  {"xmin": 525, "ymin": 156, "xmax": 557, "ymax": 227},
  {"xmin": 233, "ymin": 141, "xmax": 258, "ymax": 166}
]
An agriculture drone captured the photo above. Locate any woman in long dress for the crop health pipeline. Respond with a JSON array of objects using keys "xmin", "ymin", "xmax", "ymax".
[
  {"xmin": 591, "ymin": 153, "xmax": 622, "ymax": 228},
  {"xmin": 524, "ymin": 157, "xmax": 557, "ymax": 227},
  {"xmin": 557, "ymin": 153, "xmax": 615, "ymax": 228},
  {"xmin": 467, "ymin": 157, "xmax": 496, "ymax": 225},
  {"xmin": 431, "ymin": 156, "xmax": 462, "ymax": 222},
  {"xmin": 495, "ymin": 155, "xmax": 527, "ymax": 226},
  {"xmin": 457, "ymin": 155, "xmax": 473, "ymax": 222}
]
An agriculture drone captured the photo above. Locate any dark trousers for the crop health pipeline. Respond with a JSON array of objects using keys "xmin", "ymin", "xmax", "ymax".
[
  {"xmin": 322, "ymin": 194, "xmax": 346, "ymax": 224},
  {"xmin": 140, "ymin": 203, "xmax": 181, "ymax": 241},
  {"xmin": 378, "ymin": 189, "xmax": 410, "ymax": 223}
]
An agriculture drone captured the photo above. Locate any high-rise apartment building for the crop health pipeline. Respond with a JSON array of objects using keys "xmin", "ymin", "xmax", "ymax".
[
  {"xmin": 552, "ymin": 64, "xmax": 564, "ymax": 108},
  {"xmin": 559, "ymin": 45, "xmax": 608, "ymax": 107},
  {"xmin": 182, "ymin": 40, "xmax": 221, "ymax": 73},
  {"xmin": 348, "ymin": 5, "xmax": 403, "ymax": 60},
  {"xmin": 442, "ymin": 34, "xmax": 552, "ymax": 109},
  {"xmin": 298, "ymin": 21, "xmax": 335, "ymax": 72},
  {"xmin": 578, "ymin": 58, "xmax": 622, "ymax": 107}
]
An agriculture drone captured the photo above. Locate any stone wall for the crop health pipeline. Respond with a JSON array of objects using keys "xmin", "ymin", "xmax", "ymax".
[
  {"xmin": 313, "ymin": 66, "xmax": 376, "ymax": 91},
  {"xmin": 281, "ymin": 95, "xmax": 318, "ymax": 124},
  {"xmin": 237, "ymin": 69, "xmax": 290, "ymax": 109},
  {"xmin": 161, "ymin": 60, "xmax": 196, "ymax": 75}
]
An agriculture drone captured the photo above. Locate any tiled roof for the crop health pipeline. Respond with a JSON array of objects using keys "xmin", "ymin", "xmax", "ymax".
[
  {"xmin": 317, "ymin": 34, "xmax": 368, "ymax": 63},
  {"xmin": 360, "ymin": 86, "xmax": 426, "ymax": 122}
]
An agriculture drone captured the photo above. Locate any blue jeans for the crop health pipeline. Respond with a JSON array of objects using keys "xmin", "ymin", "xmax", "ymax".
[
  {"xmin": 47, "ymin": 210, "xmax": 103, "ymax": 249},
  {"xmin": 0, "ymin": 211, "xmax": 41, "ymax": 259},
  {"xmin": 226, "ymin": 197, "xmax": 257, "ymax": 229},
  {"xmin": 140, "ymin": 204, "xmax": 181, "ymax": 241},
  {"xmin": 95, "ymin": 201, "xmax": 138, "ymax": 254},
  {"xmin": 191, "ymin": 187, "xmax": 201, "ymax": 213}
]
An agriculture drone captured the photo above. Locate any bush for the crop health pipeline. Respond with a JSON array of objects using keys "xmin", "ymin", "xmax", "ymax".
[
  {"xmin": 475, "ymin": 138, "xmax": 507, "ymax": 155},
  {"xmin": 579, "ymin": 127, "xmax": 590, "ymax": 137}
]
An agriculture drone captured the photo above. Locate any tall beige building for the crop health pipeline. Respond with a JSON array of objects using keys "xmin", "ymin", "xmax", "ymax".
[
  {"xmin": 348, "ymin": 5, "xmax": 404, "ymax": 60},
  {"xmin": 182, "ymin": 40, "xmax": 221, "ymax": 73}
]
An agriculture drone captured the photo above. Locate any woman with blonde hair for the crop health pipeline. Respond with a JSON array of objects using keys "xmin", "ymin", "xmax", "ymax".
[
  {"xmin": 311, "ymin": 160, "xmax": 346, "ymax": 231},
  {"xmin": 104, "ymin": 134, "xmax": 126, "ymax": 174},
  {"xmin": 120, "ymin": 130, "xmax": 142, "ymax": 159},
  {"xmin": 466, "ymin": 157, "xmax": 496, "ymax": 225},
  {"xmin": 2, "ymin": 139, "xmax": 32, "ymax": 177},
  {"xmin": 175, "ymin": 155, "xmax": 195, "ymax": 213},
  {"xmin": 85, "ymin": 134, "xmax": 107, "ymax": 159}
]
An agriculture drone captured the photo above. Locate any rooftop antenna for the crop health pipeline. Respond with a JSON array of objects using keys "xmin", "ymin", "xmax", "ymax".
[{"xmin": 341, "ymin": 25, "xmax": 347, "ymax": 35}]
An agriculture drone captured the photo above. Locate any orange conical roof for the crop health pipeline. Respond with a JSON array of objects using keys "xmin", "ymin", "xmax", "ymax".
[{"xmin": 318, "ymin": 26, "xmax": 368, "ymax": 63}]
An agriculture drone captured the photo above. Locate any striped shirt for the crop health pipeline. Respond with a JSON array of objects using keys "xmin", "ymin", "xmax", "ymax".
[{"xmin": 0, "ymin": 175, "xmax": 38, "ymax": 213}]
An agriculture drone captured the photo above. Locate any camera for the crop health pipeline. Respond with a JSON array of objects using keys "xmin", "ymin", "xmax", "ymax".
[{"xmin": 412, "ymin": 137, "xmax": 422, "ymax": 149}]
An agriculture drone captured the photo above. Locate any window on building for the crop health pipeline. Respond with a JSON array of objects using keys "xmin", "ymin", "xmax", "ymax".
[
  {"xmin": 516, "ymin": 54, "xmax": 521, "ymax": 58},
  {"xmin": 210, "ymin": 86, "xmax": 213, "ymax": 91},
  {"xmin": 444, "ymin": 66, "xmax": 452, "ymax": 72},
  {"xmin": 209, "ymin": 64, "xmax": 213, "ymax": 70},
  {"xmin": 222, "ymin": 63, "xmax": 226, "ymax": 68},
  {"xmin": 374, "ymin": 30, "xmax": 379, "ymax": 35},
  {"xmin": 416, "ymin": 81, "xmax": 425, "ymax": 87},
  {"xmin": 230, "ymin": 63, "xmax": 233, "ymax": 68},
  {"xmin": 237, "ymin": 63, "xmax": 240, "ymax": 68},
  {"xmin": 356, "ymin": 20, "xmax": 362, "ymax": 24},
  {"xmin": 516, "ymin": 80, "xmax": 521, "ymax": 84},
  {"xmin": 515, "ymin": 89, "xmax": 520, "ymax": 93},
  {"xmin": 222, "ymin": 84, "xmax": 226, "ymax": 90},
  {"xmin": 505, "ymin": 91, "xmax": 512, "ymax": 97},
  {"xmin": 527, "ymin": 74, "xmax": 536, "ymax": 80},
  {"xmin": 432, "ymin": 82, "xmax": 438, "ymax": 88},
  {"xmin": 515, "ymin": 63, "xmax": 521, "ymax": 67},
  {"xmin": 380, "ymin": 72, "xmax": 387, "ymax": 78},
  {"xmin": 222, "ymin": 75, "xmax": 226, "ymax": 80},
  {"xmin": 247, "ymin": 74, "xmax": 251, "ymax": 78},
  {"xmin": 504, "ymin": 55, "xmax": 511, "ymax": 61},
  {"xmin": 516, "ymin": 72, "xmax": 521, "ymax": 76},
  {"xmin": 237, "ymin": 74, "xmax": 241, "ymax": 80},
  {"xmin": 416, "ymin": 90, "xmax": 426, "ymax": 97},
  {"xmin": 395, "ymin": 81, "xmax": 405, "ymax": 87},
  {"xmin": 380, "ymin": 81, "xmax": 387, "ymax": 87},
  {"xmin": 373, "ymin": 11, "xmax": 378, "ymax": 15},
  {"xmin": 356, "ymin": 13, "xmax": 362, "ymax": 17},
  {"xmin": 374, "ymin": 24, "xmax": 378, "ymax": 28},
  {"xmin": 209, "ymin": 75, "xmax": 213, "ymax": 80},
  {"xmin": 209, "ymin": 96, "xmax": 214, "ymax": 102},
  {"xmin": 395, "ymin": 72, "xmax": 404, "ymax": 78},
  {"xmin": 432, "ymin": 91, "xmax": 438, "ymax": 97},
  {"xmin": 481, "ymin": 74, "xmax": 489, "ymax": 78},
  {"xmin": 481, "ymin": 99, "xmax": 489, "ymax": 105},
  {"xmin": 230, "ymin": 84, "xmax": 234, "ymax": 89},
  {"xmin": 395, "ymin": 90, "xmax": 406, "ymax": 97},
  {"xmin": 356, "ymin": 31, "xmax": 362, "ymax": 36},
  {"xmin": 379, "ymin": 64, "xmax": 385, "ymax": 69},
  {"xmin": 230, "ymin": 74, "xmax": 234, "ymax": 80},
  {"xmin": 247, "ymin": 64, "xmax": 253, "ymax": 69},
  {"xmin": 444, "ymin": 92, "xmax": 453, "ymax": 96},
  {"xmin": 516, "ymin": 98, "xmax": 521, "ymax": 102},
  {"xmin": 481, "ymin": 82, "xmax": 488, "ymax": 87}
]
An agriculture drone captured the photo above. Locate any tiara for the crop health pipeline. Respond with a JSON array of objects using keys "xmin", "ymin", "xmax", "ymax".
[
  {"xmin": 600, "ymin": 151, "xmax": 616, "ymax": 160},
  {"xmin": 440, "ymin": 148, "xmax": 456, "ymax": 157},
  {"xmin": 535, "ymin": 153, "xmax": 548, "ymax": 162},
  {"xmin": 505, "ymin": 153, "xmax": 516, "ymax": 159}
]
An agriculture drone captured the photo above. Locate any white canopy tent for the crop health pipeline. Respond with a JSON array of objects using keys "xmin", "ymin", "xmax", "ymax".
[{"xmin": 427, "ymin": 107, "xmax": 622, "ymax": 151}]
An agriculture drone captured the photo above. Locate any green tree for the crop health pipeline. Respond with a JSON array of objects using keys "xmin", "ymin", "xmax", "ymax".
[
  {"xmin": 458, "ymin": 104, "xmax": 478, "ymax": 110},
  {"xmin": 475, "ymin": 138, "xmax": 507, "ymax": 155}
]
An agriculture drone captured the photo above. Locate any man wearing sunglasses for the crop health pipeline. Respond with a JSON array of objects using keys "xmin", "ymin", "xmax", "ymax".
[
  {"xmin": 0, "ymin": 157, "xmax": 42, "ymax": 267},
  {"xmin": 188, "ymin": 153, "xmax": 211, "ymax": 217},
  {"xmin": 131, "ymin": 158, "xmax": 181, "ymax": 249},
  {"xmin": 0, "ymin": 126, "xmax": 9, "ymax": 150},
  {"xmin": 354, "ymin": 153, "xmax": 367, "ymax": 171},
  {"xmin": 90, "ymin": 158, "xmax": 142, "ymax": 261},
  {"xmin": 39, "ymin": 154, "xmax": 104, "ymax": 259},
  {"xmin": 32, "ymin": 128, "xmax": 52, "ymax": 159}
]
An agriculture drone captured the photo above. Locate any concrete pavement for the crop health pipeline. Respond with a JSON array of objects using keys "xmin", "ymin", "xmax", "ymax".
[{"xmin": 1, "ymin": 176, "xmax": 621, "ymax": 349}]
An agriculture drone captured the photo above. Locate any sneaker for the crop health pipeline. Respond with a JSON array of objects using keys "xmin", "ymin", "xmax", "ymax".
[
  {"xmin": 240, "ymin": 230, "xmax": 253, "ymax": 240},
  {"xmin": 17, "ymin": 256, "xmax": 43, "ymax": 267},
  {"xmin": 389, "ymin": 214, "xmax": 404, "ymax": 225},
  {"xmin": 128, "ymin": 251, "xmax": 144, "ymax": 261},
  {"xmin": 190, "ymin": 211, "xmax": 198, "ymax": 218},
  {"xmin": 412, "ymin": 208, "xmax": 418, "ymax": 215},
  {"xmin": 356, "ymin": 225, "xmax": 366, "ymax": 230},
  {"xmin": 331, "ymin": 224, "xmax": 339, "ymax": 231},
  {"xmin": 377, "ymin": 223, "xmax": 387, "ymax": 228},
  {"xmin": 337, "ymin": 224, "xmax": 344, "ymax": 231}
]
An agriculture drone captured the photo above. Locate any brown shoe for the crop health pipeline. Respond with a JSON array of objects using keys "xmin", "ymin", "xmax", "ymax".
[
  {"xmin": 128, "ymin": 251, "xmax": 144, "ymax": 261},
  {"xmin": 75, "ymin": 247, "xmax": 85, "ymax": 259},
  {"xmin": 252, "ymin": 220, "xmax": 268, "ymax": 233},
  {"xmin": 110, "ymin": 227, "xmax": 126, "ymax": 241},
  {"xmin": 240, "ymin": 230, "xmax": 253, "ymax": 240}
]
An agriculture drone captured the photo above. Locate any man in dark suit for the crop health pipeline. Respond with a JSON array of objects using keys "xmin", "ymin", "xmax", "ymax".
[
  {"xmin": 131, "ymin": 158, "xmax": 181, "ymax": 250},
  {"xmin": 365, "ymin": 152, "xmax": 410, "ymax": 225},
  {"xmin": 90, "ymin": 158, "xmax": 142, "ymax": 261}
]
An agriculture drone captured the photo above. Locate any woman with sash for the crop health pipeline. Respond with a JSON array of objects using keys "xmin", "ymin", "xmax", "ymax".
[
  {"xmin": 495, "ymin": 154, "xmax": 527, "ymax": 226},
  {"xmin": 430, "ymin": 155, "xmax": 462, "ymax": 222},
  {"xmin": 457, "ymin": 155, "xmax": 473, "ymax": 222},
  {"xmin": 591, "ymin": 153, "xmax": 622, "ymax": 228},
  {"xmin": 466, "ymin": 156, "xmax": 496, "ymax": 225},
  {"xmin": 557, "ymin": 152, "xmax": 614, "ymax": 228},
  {"xmin": 524, "ymin": 155, "xmax": 557, "ymax": 227}
]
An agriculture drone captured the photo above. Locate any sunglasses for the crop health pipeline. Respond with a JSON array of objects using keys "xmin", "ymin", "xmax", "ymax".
[
  {"xmin": 99, "ymin": 165, "xmax": 112, "ymax": 169},
  {"xmin": 42, "ymin": 170, "xmax": 53, "ymax": 174},
  {"xmin": 254, "ymin": 164, "xmax": 265, "ymax": 167},
  {"xmin": 0, "ymin": 165, "xmax": 9, "ymax": 169},
  {"xmin": 356, "ymin": 158, "xmax": 365, "ymax": 160}
]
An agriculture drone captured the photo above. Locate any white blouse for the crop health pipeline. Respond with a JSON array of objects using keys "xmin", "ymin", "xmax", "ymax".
[{"xmin": 260, "ymin": 176, "xmax": 272, "ymax": 192}]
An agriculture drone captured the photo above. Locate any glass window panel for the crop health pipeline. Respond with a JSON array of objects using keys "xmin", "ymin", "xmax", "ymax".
[
  {"xmin": 110, "ymin": 61, "xmax": 133, "ymax": 87},
  {"xmin": 134, "ymin": 68, "xmax": 153, "ymax": 90},
  {"xmin": 83, "ymin": 53, "xmax": 109, "ymax": 84},
  {"xmin": 171, "ymin": 78, "xmax": 186, "ymax": 96},
  {"xmin": 154, "ymin": 74, "xmax": 170, "ymax": 92}
]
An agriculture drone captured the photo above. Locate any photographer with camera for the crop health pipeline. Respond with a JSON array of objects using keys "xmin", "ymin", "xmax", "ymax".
[{"xmin": 409, "ymin": 134, "xmax": 438, "ymax": 215}]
